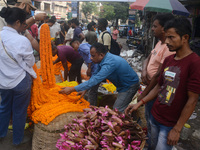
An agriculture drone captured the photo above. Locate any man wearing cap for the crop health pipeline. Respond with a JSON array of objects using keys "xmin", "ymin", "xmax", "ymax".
[{"xmin": 0, "ymin": 0, "xmax": 46, "ymax": 52}]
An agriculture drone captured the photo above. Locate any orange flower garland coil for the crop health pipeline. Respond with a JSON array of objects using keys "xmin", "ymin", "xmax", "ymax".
[
  {"xmin": 28, "ymin": 24, "xmax": 90, "ymax": 125},
  {"xmin": 40, "ymin": 24, "xmax": 56, "ymax": 88}
]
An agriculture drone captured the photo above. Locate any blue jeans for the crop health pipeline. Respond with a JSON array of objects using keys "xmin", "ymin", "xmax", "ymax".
[
  {"xmin": 0, "ymin": 73, "xmax": 32, "ymax": 145},
  {"xmin": 145, "ymin": 98, "xmax": 156, "ymax": 148},
  {"xmin": 113, "ymin": 82, "xmax": 139, "ymax": 112},
  {"xmin": 149, "ymin": 114, "xmax": 173, "ymax": 150}
]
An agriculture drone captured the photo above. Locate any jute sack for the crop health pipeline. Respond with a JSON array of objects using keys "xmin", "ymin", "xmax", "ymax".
[{"xmin": 32, "ymin": 112, "xmax": 83, "ymax": 150}]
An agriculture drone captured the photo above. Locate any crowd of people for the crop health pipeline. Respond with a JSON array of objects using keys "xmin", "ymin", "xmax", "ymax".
[
  {"xmin": 28, "ymin": 15, "xmax": 119, "ymax": 47},
  {"xmin": 0, "ymin": 0, "xmax": 200, "ymax": 150}
]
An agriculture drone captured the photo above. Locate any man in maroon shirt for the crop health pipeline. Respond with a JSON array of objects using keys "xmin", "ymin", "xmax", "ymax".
[
  {"xmin": 125, "ymin": 17, "xmax": 200, "ymax": 150},
  {"xmin": 52, "ymin": 45, "xmax": 83, "ymax": 84}
]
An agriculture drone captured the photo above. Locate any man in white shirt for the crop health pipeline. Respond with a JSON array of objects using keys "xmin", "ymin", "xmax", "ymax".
[
  {"xmin": 64, "ymin": 20, "xmax": 74, "ymax": 46},
  {"xmin": 98, "ymin": 18, "xmax": 111, "ymax": 51},
  {"xmin": 50, "ymin": 16, "xmax": 61, "ymax": 45}
]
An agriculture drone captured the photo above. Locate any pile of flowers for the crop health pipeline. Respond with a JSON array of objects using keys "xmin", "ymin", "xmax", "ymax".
[
  {"xmin": 56, "ymin": 106, "xmax": 146, "ymax": 150},
  {"xmin": 102, "ymin": 83, "xmax": 117, "ymax": 93},
  {"xmin": 27, "ymin": 24, "xmax": 90, "ymax": 125}
]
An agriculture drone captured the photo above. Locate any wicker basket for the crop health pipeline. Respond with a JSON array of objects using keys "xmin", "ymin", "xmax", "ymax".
[{"xmin": 32, "ymin": 112, "xmax": 83, "ymax": 150}]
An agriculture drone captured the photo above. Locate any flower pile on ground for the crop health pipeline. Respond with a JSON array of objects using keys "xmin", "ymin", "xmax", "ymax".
[
  {"xmin": 27, "ymin": 24, "xmax": 90, "ymax": 125},
  {"xmin": 56, "ymin": 106, "xmax": 146, "ymax": 150}
]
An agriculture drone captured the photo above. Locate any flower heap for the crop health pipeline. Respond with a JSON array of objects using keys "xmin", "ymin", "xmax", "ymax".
[
  {"xmin": 39, "ymin": 24, "xmax": 56, "ymax": 88},
  {"xmin": 27, "ymin": 24, "xmax": 90, "ymax": 125}
]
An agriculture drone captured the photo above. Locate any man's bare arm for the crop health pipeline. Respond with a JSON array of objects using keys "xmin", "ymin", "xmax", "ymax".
[
  {"xmin": 26, "ymin": 13, "xmax": 46, "ymax": 29},
  {"xmin": 141, "ymin": 53, "xmax": 152, "ymax": 85},
  {"xmin": 167, "ymin": 91, "xmax": 199, "ymax": 146}
]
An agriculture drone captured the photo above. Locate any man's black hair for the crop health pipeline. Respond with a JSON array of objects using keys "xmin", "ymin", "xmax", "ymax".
[
  {"xmin": 51, "ymin": 16, "xmax": 56, "ymax": 21},
  {"xmin": 98, "ymin": 18, "xmax": 108, "ymax": 28},
  {"xmin": 45, "ymin": 16, "xmax": 49, "ymax": 19},
  {"xmin": 68, "ymin": 20, "xmax": 72, "ymax": 24},
  {"xmin": 153, "ymin": 13, "xmax": 174, "ymax": 27},
  {"xmin": 48, "ymin": 19, "xmax": 55, "ymax": 24},
  {"xmin": 91, "ymin": 21, "xmax": 96, "ymax": 26},
  {"xmin": 164, "ymin": 17, "xmax": 192, "ymax": 39},
  {"xmin": 70, "ymin": 38, "xmax": 81, "ymax": 46},
  {"xmin": 91, "ymin": 43, "xmax": 108, "ymax": 54},
  {"xmin": 87, "ymin": 23, "xmax": 93, "ymax": 30},
  {"xmin": 71, "ymin": 18, "xmax": 79, "ymax": 26},
  {"xmin": 63, "ymin": 23, "xmax": 69, "ymax": 32}
]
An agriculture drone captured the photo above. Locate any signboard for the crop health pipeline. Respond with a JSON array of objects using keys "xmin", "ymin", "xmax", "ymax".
[
  {"xmin": 129, "ymin": 9, "xmax": 136, "ymax": 15},
  {"xmin": 71, "ymin": 1, "xmax": 77, "ymax": 18},
  {"xmin": 128, "ymin": 15, "xmax": 135, "ymax": 25}
]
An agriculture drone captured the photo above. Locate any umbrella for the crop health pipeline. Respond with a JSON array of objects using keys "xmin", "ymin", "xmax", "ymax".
[{"xmin": 130, "ymin": 0, "xmax": 190, "ymax": 17}]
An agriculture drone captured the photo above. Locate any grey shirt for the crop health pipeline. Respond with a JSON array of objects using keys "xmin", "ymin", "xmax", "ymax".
[{"xmin": 85, "ymin": 31, "xmax": 97, "ymax": 45}]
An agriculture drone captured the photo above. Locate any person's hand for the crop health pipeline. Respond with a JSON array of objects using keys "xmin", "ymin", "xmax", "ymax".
[
  {"xmin": 77, "ymin": 90, "xmax": 87, "ymax": 98},
  {"xmin": 59, "ymin": 87, "xmax": 74, "ymax": 95},
  {"xmin": 35, "ymin": 13, "xmax": 47, "ymax": 21},
  {"xmin": 125, "ymin": 103, "xmax": 140, "ymax": 116},
  {"xmin": 167, "ymin": 128, "xmax": 180, "ymax": 146},
  {"xmin": 86, "ymin": 68, "xmax": 92, "ymax": 77}
]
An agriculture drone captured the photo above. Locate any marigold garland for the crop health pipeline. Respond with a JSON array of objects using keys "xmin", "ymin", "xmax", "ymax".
[
  {"xmin": 40, "ymin": 24, "xmax": 56, "ymax": 88},
  {"xmin": 28, "ymin": 24, "xmax": 90, "ymax": 125}
]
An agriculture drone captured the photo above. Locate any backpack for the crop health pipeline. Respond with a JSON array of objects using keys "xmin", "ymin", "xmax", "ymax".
[{"xmin": 102, "ymin": 31, "xmax": 121, "ymax": 56}]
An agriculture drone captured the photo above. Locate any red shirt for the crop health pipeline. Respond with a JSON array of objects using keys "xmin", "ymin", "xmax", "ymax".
[
  {"xmin": 128, "ymin": 30, "xmax": 133, "ymax": 36},
  {"xmin": 29, "ymin": 24, "xmax": 38, "ymax": 39},
  {"xmin": 152, "ymin": 53, "xmax": 200, "ymax": 127}
]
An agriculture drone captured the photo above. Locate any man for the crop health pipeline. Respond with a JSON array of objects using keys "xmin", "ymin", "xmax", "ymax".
[
  {"xmin": 70, "ymin": 38, "xmax": 98, "ymax": 105},
  {"xmin": 71, "ymin": 18, "xmax": 85, "ymax": 42},
  {"xmin": 29, "ymin": 21, "xmax": 39, "ymax": 40},
  {"xmin": 70, "ymin": 39, "xmax": 97, "ymax": 77},
  {"xmin": 60, "ymin": 21, "xmax": 65, "ymax": 44},
  {"xmin": 38, "ymin": 19, "xmax": 55, "ymax": 40},
  {"xmin": 59, "ymin": 43, "xmax": 139, "ymax": 112},
  {"xmin": 50, "ymin": 16, "xmax": 61, "ymax": 45},
  {"xmin": 137, "ymin": 14, "xmax": 175, "ymax": 148},
  {"xmin": 64, "ymin": 20, "xmax": 74, "ymax": 46},
  {"xmin": 98, "ymin": 18, "xmax": 111, "ymax": 51},
  {"xmin": 125, "ymin": 17, "xmax": 200, "ymax": 150},
  {"xmin": 106, "ymin": 26, "xmax": 111, "ymax": 34},
  {"xmin": 128, "ymin": 27, "xmax": 133, "ymax": 37},
  {"xmin": 52, "ymin": 45, "xmax": 83, "ymax": 84},
  {"xmin": 85, "ymin": 23, "xmax": 97, "ymax": 45},
  {"xmin": 0, "ymin": 0, "xmax": 46, "ymax": 52},
  {"xmin": 112, "ymin": 26, "xmax": 119, "ymax": 41},
  {"xmin": 38, "ymin": 16, "xmax": 49, "ymax": 28}
]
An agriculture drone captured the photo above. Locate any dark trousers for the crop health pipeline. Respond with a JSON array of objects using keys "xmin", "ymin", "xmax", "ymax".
[
  {"xmin": 0, "ymin": 73, "xmax": 32, "ymax": 145},
  {"xmin": 69, "ymin": 58, "xmax": 84, "ymax": 84}
]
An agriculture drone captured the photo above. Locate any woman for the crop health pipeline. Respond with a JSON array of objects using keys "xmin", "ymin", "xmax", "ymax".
[{"xmin": 0, "ymin": 7, "xmax": 36, "ymax": 145}]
